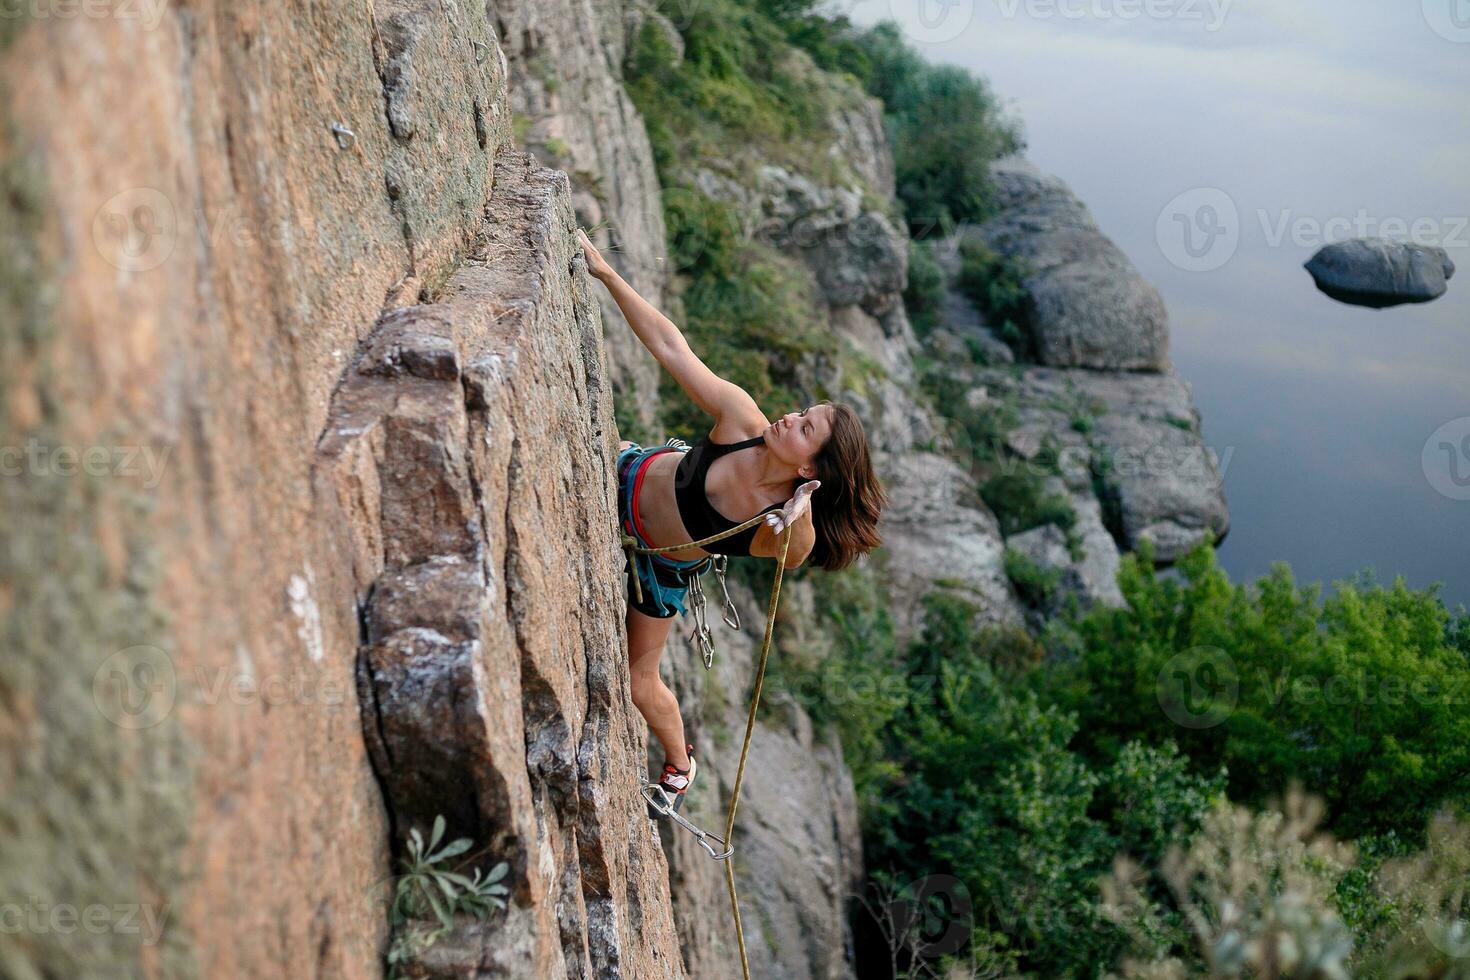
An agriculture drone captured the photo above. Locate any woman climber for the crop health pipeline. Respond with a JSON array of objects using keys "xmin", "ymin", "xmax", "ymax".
[{"xmin": 577, "ymin": 228, "xmax": 887, "ymax": 813}]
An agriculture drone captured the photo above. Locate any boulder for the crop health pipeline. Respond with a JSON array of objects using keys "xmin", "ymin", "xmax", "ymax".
[
  {"xmin": 973, "ymin": 157, "xmax": 1171, "ymax": 371},
  {"xmin": 1304, "ymin": 237, "xmax": 1456, "ymax": 308}
]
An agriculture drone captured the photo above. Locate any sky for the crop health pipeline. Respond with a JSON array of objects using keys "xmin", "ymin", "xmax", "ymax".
[{"xmin": 842, "ymin": 0, "xmax": 1470, "ymax": 606}]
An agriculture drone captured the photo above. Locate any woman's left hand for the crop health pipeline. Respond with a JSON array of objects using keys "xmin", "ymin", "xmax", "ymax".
[{"xmin": 765, "ymin": 481, "xmax": 820, "ymax": 534}]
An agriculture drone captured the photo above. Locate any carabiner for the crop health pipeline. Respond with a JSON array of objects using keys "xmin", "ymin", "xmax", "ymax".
[{"xmin": 642, "ymin": 782, "xmax": 734, "ymax": 861}]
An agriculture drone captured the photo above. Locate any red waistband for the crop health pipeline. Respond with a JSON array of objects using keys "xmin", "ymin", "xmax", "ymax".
[{"xmin": 627, "ymin": 447, "xmax": 678, "ymax": 547}]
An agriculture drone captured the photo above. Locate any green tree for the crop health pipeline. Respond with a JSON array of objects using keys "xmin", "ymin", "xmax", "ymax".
[
  {"xmin": 848, "ymin": 23, "xmax": 1025, "ymax": 236},
  {"xmin": 867, "ymin": 594, "xmax": 1222, "ymax": 975},
  {"xmin": 1038, "ymin": 541, "xmax": 1470, "ymax": 843}
]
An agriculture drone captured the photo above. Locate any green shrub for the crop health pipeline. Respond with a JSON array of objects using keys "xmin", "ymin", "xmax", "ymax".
[
  {"xmin": 626, "ymin": 0, "xmax": 852, "ymax": 186},
  {"xmin": 1105, "ymin": 795, "xmax": 1470, "ymax": 979},
  {"xmin": 631, "ymin": 6, "xmax": 1025, "ymax": 235},
  {"xmin": 748, "ymin": 0, "xmax": 872, "ymax": 77},
  {"xmin": 1036, "ymin": 540, "xmax": 1470, "ymax": 844},
  {"xmin": 1004, "ymin": 547, "xmax": 1061, "ymax": 609},
  {"xmin": 979, "ymin": 471, "xmax": 1076, "ymax": 537},
  {"xmin": 386, "ymin": 817, "xmax": 509, "ymax": 977},
  {"xmin": 838, "ymin": 23, "xmax": 1024, "ymax": 236},
  {"xmin": 761, "ymin": 565, "xmax": 904, "ymax": 804},
  {"xmin": 862, "ymin": 593, "xmax": 1225, "ymax": 975},
  {"xmin": 913, "ymin": 353, "xmax": 1018, "ymax": 468},
  {"xmin": 957, "ymin": 238, "xmax": 1032, "ymax": 359},
  {"xmin": 1103, "ymin": 789, "xmax": 1358, "ymax": 978},
  {"xmin": 903, "ymin": 239, "xmax": 946, "ymax": 338}
]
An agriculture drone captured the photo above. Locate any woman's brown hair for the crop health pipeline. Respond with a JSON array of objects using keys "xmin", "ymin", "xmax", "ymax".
[{"xmin": 806, "ymin": 401, "xmax": 886, "ymax": 571}]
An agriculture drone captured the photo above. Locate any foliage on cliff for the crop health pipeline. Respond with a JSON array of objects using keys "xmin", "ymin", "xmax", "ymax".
[
  {"xmin": 1036, "ymin": 543, "xmax": 1470, "ymax": 845},
  {"xmin": 751, "ymin": 8, "xmax": 1026, "ymax": 236}
]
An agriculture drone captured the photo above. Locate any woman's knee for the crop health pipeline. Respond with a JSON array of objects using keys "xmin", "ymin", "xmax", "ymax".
[{"xmin": 630, "ymin": 673, "xmax": 677, "ymax": 713}]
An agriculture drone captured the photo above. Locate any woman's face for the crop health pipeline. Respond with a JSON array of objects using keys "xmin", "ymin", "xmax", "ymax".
[{"xmin": 765, "ymin": 405, "xmax": 833, "ymax": 476}]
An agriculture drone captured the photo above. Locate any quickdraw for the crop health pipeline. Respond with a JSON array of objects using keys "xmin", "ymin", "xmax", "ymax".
[
  {"xmin": 685, "ymin": 554, "xmax": 739, "ymax": 670},
  {"xmin": 640, "ymin": 783, "xmax": 733, "ymax": 860}
]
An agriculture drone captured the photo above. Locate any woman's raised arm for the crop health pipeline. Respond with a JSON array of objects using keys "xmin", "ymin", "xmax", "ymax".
[
  {"xmin": 578, "ymin": 229, "xmax": 762, "ymax": 425},
  {"xmin": 578, "ymin": 229, "xmax": 686, "ymax": 355}
]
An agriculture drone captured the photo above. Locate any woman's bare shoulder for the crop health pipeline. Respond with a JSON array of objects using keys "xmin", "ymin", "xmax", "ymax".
[{"xmin": 705, "ymin": 403, "xmax": 771, "ymax": 444}]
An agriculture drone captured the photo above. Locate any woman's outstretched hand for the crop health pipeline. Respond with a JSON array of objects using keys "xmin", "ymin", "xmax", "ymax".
[
  {"xmin": 765, "ymin": 480, "xmax": 820, "ymax": 534},
  {"xmin": 577, "ymin": 228, "xmax": 615, "ymax": 282}
]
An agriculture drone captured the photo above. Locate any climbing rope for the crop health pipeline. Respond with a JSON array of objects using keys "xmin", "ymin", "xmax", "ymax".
[{"xmin": 620, "ymin": 511, "xmax": 794, "ymax": 980}]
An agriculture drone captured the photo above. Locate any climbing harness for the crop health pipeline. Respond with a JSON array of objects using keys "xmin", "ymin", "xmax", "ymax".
[
  {"xmin": 620, "ymin": 500, "xmax": 794, "ymax": 980},
  {"xmin": 622, "ymin": 437, "xmax": 744, "ymax": 669}
]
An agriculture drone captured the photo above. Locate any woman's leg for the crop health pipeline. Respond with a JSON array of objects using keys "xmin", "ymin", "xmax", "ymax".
[{"xmin": 626, "ymin": 604, "xmax": 692, "ymax": 770}]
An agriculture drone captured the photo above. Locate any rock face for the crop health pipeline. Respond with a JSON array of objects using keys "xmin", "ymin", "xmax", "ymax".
[
  {"xmin": 877, "ymin": 450, "xmax": 1026, "ymax": 642},
  {"xmin": 975, "ymin": 157, "xmax": 1171, "ymax": 371},
  {"xmin": 1007, "ymin": 484, "xmax": 1125, "ymax": 615},
  {"xmin": 652, "ymin": 578, "xmax": 865, "ymax": 980},
  {"xmin": 324, "ymin": 153, "xmax": 686, "ymax": 977},
  {"xmin": 1304, "ymin": 237, "xmax": 1456, "ymax": 308},
  {"xmin": 971, "ymin": 364, "xmax": 1231, "ymax": 565},
  {"xmin": 0, "ymin": 7, "xmax": 686, "ymax": 978}
]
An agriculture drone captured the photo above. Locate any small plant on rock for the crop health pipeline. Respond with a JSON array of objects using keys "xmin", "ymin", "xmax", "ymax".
[{"xmin": 386, "ymin": 815, "xmax": 510, "ymax": 977}]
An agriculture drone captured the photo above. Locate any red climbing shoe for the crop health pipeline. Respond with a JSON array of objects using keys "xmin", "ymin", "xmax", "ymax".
[{"xmin": 657, "ymin": 744, "xmax": 697, "ymax": 813}]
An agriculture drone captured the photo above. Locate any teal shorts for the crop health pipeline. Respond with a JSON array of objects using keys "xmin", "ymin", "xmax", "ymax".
[{"xmin": 618, "ymin": 440, "xmax": 711, "ymax": 619}]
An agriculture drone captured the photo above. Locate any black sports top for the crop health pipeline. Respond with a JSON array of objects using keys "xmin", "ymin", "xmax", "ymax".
[{"xmin": 674, "ymin": 435, "xmax": 787, "ymax": 557}]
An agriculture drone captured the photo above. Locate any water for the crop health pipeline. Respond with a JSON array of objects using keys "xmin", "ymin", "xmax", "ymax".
[{"xmin": 850, "ymin": 0, "xmax": 1470, "ymax": 607}]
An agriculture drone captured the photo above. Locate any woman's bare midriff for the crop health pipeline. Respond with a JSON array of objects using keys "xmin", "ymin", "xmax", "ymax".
[{"xmin": 635, "ymin": 441, "xmax": 788, "ymax": 562}]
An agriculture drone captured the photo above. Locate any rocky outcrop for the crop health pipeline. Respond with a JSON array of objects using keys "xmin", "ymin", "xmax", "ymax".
[
  {"xmin": 971, "ymin": 363, "xmax": 1230, "ymax": 565},
  {"xmin": 876, "ymin": 451, "xmax": 1026, "ymax": 640},
  {"xmin": 918, "ymin": 156, "xmax": 1229, "ymax": 576},
  {"xmin": 318, "ymin": 152, "xmax": 686, "ymax": 977},
  {"xmin": 1007, "ymin": 484, "xmax": 1125, "ymax": 615},
  {"xmin": 975, "ymin": 157, "xmax": 1170, "ymax": 371},
  {"xmin": 1304, "ymin": 237, "xmax": 1456, "ymax": 308}
]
